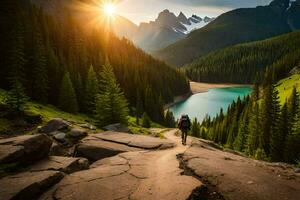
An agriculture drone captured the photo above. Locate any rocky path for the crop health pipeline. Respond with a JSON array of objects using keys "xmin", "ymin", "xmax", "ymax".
[
  {"xmin": 40, "ymin": 129, "xmax": 202, "ymax": 200},
  {"xmin": 129, "ymin": 130, "xmax": 201, "ymax": 200},
  {"xmin": 1, "ymin": 126, "xmax": 300, "ymax": 200}
]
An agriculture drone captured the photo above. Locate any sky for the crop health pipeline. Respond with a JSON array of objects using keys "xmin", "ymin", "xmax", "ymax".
[{"xmin": 116, "ymin": 0, "xmax": 272, "ymax": 24}]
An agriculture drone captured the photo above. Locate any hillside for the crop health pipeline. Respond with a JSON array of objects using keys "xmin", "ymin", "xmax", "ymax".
[
  {"xmin": 276, "ymin": 74, "xmax": 300, "ymax": 104},
  {"xmin": 154, "ymin": 0, "xmax": 300, "ymax": 67},
  {"xmin": 0, "ymin": 0, "xmax": 189, "ymax": 124},
  {"xmin": 184, "ymin": 31, "xmax": 300, "ymax": 84}
]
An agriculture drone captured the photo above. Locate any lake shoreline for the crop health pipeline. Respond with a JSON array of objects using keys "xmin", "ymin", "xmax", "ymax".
[{"xmin": 164, "ymin": 82, "xmax": 252, "ymax": 110}]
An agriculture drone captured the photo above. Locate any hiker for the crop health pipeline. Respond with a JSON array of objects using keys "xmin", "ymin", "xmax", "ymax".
[{"xmin": 178, "ymin": 114, "xmax": 191, "ymax": 145}]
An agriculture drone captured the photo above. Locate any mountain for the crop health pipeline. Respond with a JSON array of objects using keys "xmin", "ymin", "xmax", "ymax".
[
  {"xmin": 155, "ymin": 0, "xmax": 300, "ymax": 67},
  {"xmin": 114, "ymin": 10, "xmax": 214, "ymax": 52},
  {"xmin": 184, "ymin": 31, "xmax": 300, "ymax": 84}
]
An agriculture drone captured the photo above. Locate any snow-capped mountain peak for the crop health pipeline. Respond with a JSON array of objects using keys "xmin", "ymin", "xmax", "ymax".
[{"xmin": 174, "ymin": 13, "xmax": 214, "ymax": 34}]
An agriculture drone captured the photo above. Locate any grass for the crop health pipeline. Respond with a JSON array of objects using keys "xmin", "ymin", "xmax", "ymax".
[
  {"xmin": 1, "ymin": 88, "xmax": 167, "ymax": 136},
  {"xmin": 1, "ymin": 88, "xmax": 95, "ymax": 125},
  {"xmin": 276, "ymin": 74, "xmax": 300, "ymax": 104},
  {"xmin": 27, "ymin": 102, "xmax": 95, "ymax": 125},
  {"xmin": 128, "ymin": 116, "xmax": 166, "ymax": 138}
]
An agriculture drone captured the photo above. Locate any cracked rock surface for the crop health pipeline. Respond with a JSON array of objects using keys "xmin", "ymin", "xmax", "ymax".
[
  {"xmin": 75, "ymin": 131, "xmax": 175, "ymax": 161},
  {"xmin": 40, "ymin": 130, "xmax": 202, "ymax": 200},
  {"xmin": 0, "ymin": 170, "xmax": 64, "ymax": 200},
  {"xmin": 30, "ymin": 156, "xmax": 89, "ymax": 174},
  {"xmin": 0, "ymin": 134, "xmax": 52, "ymax": 165},
  {"xmin": 181, "ymin": 139, "xmax": 300, "ymax": 200}
]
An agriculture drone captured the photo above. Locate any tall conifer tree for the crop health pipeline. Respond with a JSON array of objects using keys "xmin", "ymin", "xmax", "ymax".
[
  {"xmin": 58, "ymin": 72, "xmax": 78, "ymax": 113},
  {"xmin": 85, "ymin": 65, "xmax": 98, "ymax": 114},
  {"xmin": 96, "ymin": 60, "xmax": 129, "ymax": 126}
]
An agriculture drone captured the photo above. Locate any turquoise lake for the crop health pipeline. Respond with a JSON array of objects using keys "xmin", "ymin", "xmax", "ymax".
[{"xmin": 170, "ymin": 87, "xmax": 253, "ymax": 122}]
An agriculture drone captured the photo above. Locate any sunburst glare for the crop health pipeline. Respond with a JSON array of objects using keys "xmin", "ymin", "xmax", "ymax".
[{"xmin": 103, "ymin": 3, "xmax": 116, "ymax": 16}]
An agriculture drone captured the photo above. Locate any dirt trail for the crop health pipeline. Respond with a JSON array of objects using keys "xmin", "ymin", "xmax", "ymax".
[
  {"xmin": 38, "ymin": 129, "xmax": 300, "ymax": 200},
  {"xmin": 130, "ymin": 129, "xmax": 202, "ymax": 200}
]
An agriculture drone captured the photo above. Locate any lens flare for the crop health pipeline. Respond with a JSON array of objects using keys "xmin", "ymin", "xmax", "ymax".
[{"xmin": 103, "ymin": 3, "xmax": 116, "ymax": 16}]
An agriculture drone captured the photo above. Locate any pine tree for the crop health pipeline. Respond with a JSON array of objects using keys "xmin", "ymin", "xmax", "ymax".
[
  {"xmin": 31, "ymin": 24, "xmax": 49, "ymax": 103},
  {"xmin": 85, "ymin": 65, "xmax": 99, "ymax": 114},
  {"xmin": 191, "ymin": 118, "xmax": 201, "ymax": 137},
  {"xmin": 58, "ymin": 72, "xmax": 78, "ymax": 113},
  {"xmin": 74, "ymin": 73, "xmax": 84, "ymax": 111},
  {"xmin": 247, "ymin": 102, "xmax": 261, "ymax": 155},
  {"xmin": 142, "ymin": 112, "xmax": 151, "ymax": 128},
  {"xmin": 269, "ymin": 87, "xmax": 281, "ymax": 161},
  {"xmin": 9, "ymin": 22, "xmax": 26, "ymax": 85},
  {"xmin": 287, "ymin": 87, "xmax": 299, "ymax": 132},
  {"xmin": 284, "ymin": 115, "xmax": 300, "ymax": 163},
  {"xmin": 96, "ymin": 60, "xmax": 129, "ymax": 126},
  {"xmin": 270, "ymin": 103, "xmax": 288, "ymax": 161},
  {"xmin": 234, "ymin": 115, "xmax": 248, "ymax": 151},
  {"xmin": 136, "ymin": 91, "xmax": 143, "ymax": 125},
  {"xmin": 6, "ymin": 22, "xmax": 28, "ymax": 113},
  {"xmin": 165, "ymin": 110, "xmax": 176, "ymax": 128},
  {"xmin": 6, "ymin": 79, "xmax": 28, "ymax": 113},
  {"xmin": 144, "ymin": 86, "xmax": 155, "ymax": 120},
  {"xmin": 261, "ymin": 84, "xmax": 273, "ymax": 155}
]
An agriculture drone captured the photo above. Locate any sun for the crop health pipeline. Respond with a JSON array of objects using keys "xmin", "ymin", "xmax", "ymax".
[{"xmin": 103, "ymin": 3, "xmax": 116, "ymax": 16}]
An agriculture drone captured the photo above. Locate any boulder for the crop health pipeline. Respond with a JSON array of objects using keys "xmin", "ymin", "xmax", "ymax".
[
  {"xmin": 30, "ymin": 156, "xmax": 89, "ymax": 174},
  {"xmin": 24, "ymin": 112, "xmax": 42, "ymax": 124},
  {"xmin": 0, "ymin": 170, "xmax": 64, "ymax": 200},
  {"xmin": 39, "ymin": 118, "xmax": 70, "ymax": 134},
  {"xmin": 294, "ymin": 168, "xmax": 300, "ymax": 173},
  {"xmin": 75, "ymin": 139, "xmax": 141, "ymax": 161},
  {"xmin": 53, "ymin": 132, "xmax": 66, "ymax": 143},
  {"xmin": 79, "ymin": 123, "xmax": 96, "ymax": 130},
  {"xmin": 49, "ymin": 142, "xmax": 65, "ymax": 156},
  {"xmin": 69, "ymin": 128, "xmax": 88, "ymax": 138},
  {"xmin": 103, "ymin": 123, "xmax": 130, "ymax": 133},
  {"xmin": 0, "ymin": 134, "xmax": 52, "ymax": 165}
]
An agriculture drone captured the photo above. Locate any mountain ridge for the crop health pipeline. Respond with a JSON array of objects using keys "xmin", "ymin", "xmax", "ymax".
[
  {"xmin": 114, "ymin": 9, "xmax": 214, "ymax": 52},
  {"xmin": 154, "ymin": 0, "xmax": 300, "ymax": 67}
]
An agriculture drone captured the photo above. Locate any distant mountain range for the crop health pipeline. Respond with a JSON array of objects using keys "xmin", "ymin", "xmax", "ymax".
[
  {"xmin": 113, "ymin": 10, "xmax": 214, "ymax": 52},
  {"xmin": 154, "ymin": 0, "xmax": 300, "ymax": 67},
  {"xmin": 31, "ymin": 0, "xmax": 214, "ymax": 53}
]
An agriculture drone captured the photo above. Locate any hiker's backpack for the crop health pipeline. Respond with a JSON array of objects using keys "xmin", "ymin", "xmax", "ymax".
[{"xmin": 181, "ymin": 116, "xmax": 190, "ymax": 129}]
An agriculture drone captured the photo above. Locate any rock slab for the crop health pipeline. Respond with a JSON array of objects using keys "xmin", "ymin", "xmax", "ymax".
[
  {"xmin": 30, "ymin": 156, "xmax": 89, "ymax": 174},
  {"xmin": 0, "ymin": 170, "xmax": 64, "ymax": 200},
  {"xmin": 93, "ymin": 131, "xmax": 175, "ymax": 149},
  {"xmin": 0, "ymin": 134, "xmax": 52, "ymax": 164},
  {"xmin": 74, "ymin": 131, "xmax": 175, "ymax": 161},
  {"xmin": 39, "ymin": 118, "xmax": 70, "ymax": 134}
]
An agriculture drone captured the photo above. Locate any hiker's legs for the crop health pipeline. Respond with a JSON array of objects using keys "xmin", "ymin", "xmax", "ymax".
[
  {"xmin": 184, "ymin": 131, "xmax": 188, "ymax": 144},
  {"xmin": 181, "ymin": 130, "xmax": 184, "ymax": 144}
]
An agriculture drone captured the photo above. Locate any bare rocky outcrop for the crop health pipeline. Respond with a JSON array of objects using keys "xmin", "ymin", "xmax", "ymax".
[
  {"xmin": 0, "ymin": 170, "xmax": 64, "ymax": 200},
  {"xmin": 0, "ymin": 134, "xmax": 52, "ymax": 165},
  {"xmin": 39, "ymin": 152, "xmax": 142, "ymax": 200},
  {"xmin": 91, "ymin": 131, "xmax": 175, "ymax": 149},
  {"xmin": 40, "ymin": 130, "xmax": 202, "ymax": 200},
  {"xmin": 30, "ymin": 156, "xmax": 89, "ymax": 174},
  {"xmin": 69, "ymin": 128, "xmax": 88, "ymax": 138},
  {"xmin": 180, "ymin": 140, "xmax": 300, "ymax": 200},
  {"xmin": 39, "ymin": 118, "xmax": 70, "ymax": 134},
  {"xmin": 74, "ymin": 131, "xmax": 175, "ymax": 161},
  {"xmin": 103, "ymin": 123, "xmax": 130, "ymax": 133}
]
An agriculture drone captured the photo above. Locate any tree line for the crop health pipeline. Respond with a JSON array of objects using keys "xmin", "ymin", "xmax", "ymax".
[
  {"xmin": 190, "ymin": 69, "xmax": 300, "ymax": 163},
  {"xmin": 0, "ymin": 0, "xmax": 189, "ymax": 126},
  {"xmin": 184, "ymin": 31, "xmax": 300, "ymax": 84}
]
